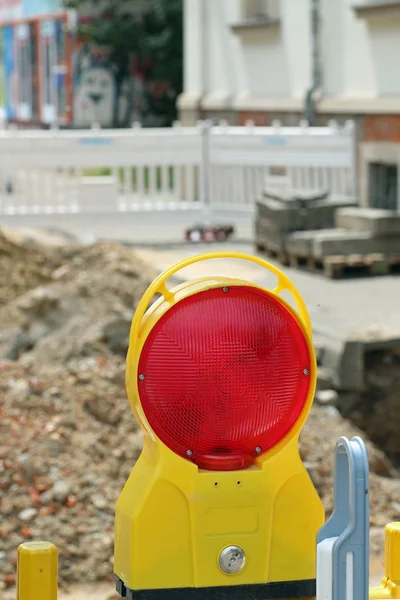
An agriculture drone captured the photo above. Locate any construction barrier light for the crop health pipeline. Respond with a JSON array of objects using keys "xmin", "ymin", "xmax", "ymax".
[{"xmin": 114, "ymin": 252, "xmax": 325, "ymax": 600}]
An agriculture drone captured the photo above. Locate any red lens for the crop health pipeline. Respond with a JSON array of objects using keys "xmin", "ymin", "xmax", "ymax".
[{"xmin": 137, "ymin": 286, "xmax": 312, "ymax": 470}]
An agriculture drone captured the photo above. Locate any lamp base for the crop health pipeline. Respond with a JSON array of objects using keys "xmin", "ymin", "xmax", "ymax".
[{"xmin": 115, "ymin": 575, "xmax": 316, "ymax": 600}]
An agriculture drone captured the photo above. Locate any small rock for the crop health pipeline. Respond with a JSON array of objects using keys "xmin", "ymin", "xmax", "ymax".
[
  {"xmin": 52, "ymin": 480, "xmax": 71, "ymax": 503},
  {"xmin": 5, "ymin": 331, "xmax": 33, "ymax": 361},
  {"xmin": 315, "ymin": 389, "xmax": 338, "ymax": 406},
  {"xmin": 7, "ymin": 378, "xmax": 30, "ymax": 402},
  {"xmin": 39, "ymin": 490, "xmax": 54, "ymax": 505},
  {"xmin": 16, "ymin": 287, "xmax": 60, "ymax": 317},
  {"xmin": 322, "ymin": 405, "xmax": 341, "ymax": 420},
  {"xmin": 52, "ymin": 265, "xmax": 70, "ymax": 280},
  {"xmin": 18, "ymin": 508, "xmax": 37, "ymax": 522},
  {"xmin": 91, "ymin": 493, "xmax": 107, "ymax": 510},
  {"xmin": 17, "ymin": 455, "xmax": 35, "ymax": 482},
  {"xmin": 101, "ymin": 316, "xmax": 131, "ymax": 355}
]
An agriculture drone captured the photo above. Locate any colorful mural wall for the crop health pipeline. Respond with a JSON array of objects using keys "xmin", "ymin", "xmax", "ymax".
[
  {"xmin": 73, "ymin": 43, "xmax": 135, "ymax": 128},
  {"xmin": 0, "ymin": 0, "xmax": 179, "ymax": 128},
  {"xmin": 0, "ymin": 0, "xmax": 74, "ymax": 126}
]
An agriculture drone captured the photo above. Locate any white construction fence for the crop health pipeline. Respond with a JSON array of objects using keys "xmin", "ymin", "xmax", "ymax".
[{"xmin": 0, "ymin": 121, "xmax": 356, "ymax": 217}]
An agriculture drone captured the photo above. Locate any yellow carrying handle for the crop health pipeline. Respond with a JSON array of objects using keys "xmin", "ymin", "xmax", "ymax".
[{"xmin": 131, "ymin": 252, "xmax": 312, "ymax": 343}]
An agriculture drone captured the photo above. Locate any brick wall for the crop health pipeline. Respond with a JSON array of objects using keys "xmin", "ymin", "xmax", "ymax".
[
  {"xmin": 364, "ymin": 115, "xmax": 400, "ymax": 142},
  {"xmin": 239, "ymin": 111, "xmax": 272, "ymax": 126}
]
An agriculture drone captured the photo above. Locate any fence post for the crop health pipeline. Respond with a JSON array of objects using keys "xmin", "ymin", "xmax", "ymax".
[
  {"xmin": 17, "ymin": 541, "xmax": 58, "ymax": 600},
  {"xmin": 199, "ymin": 119, "xmax": 213, "ymax": 225}
]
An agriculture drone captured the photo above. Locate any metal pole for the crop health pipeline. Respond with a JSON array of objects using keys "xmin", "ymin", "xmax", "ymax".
[{"xmin": 304, "ymin": 0, "xmax": 321, "ymax": 125}]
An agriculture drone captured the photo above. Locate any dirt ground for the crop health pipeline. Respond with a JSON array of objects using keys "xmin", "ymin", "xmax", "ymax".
[{"xmin": 0, "ymin": 227, "xmax": 399, "ymax": 598}]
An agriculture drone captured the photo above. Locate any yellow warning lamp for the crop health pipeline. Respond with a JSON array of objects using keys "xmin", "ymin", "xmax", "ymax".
[{"xmin": 114, "ymin": 252, "xmax": 324, "ymax": 600}]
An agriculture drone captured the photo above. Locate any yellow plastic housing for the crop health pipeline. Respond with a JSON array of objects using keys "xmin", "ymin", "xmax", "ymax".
[
  {"xmin": 114, "ymin": 252, "xmax": 324, "ymax": 592},
  {"xmin": 369, "ymin": 523, "xmax": 400, "ymax": 599},
  {"xmin": 17, "ymin": 541, "xmax": 58, "ymax": 600}
]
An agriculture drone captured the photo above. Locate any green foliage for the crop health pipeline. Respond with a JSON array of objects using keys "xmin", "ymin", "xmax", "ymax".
[{"xmin": 64, "ymin": 0, "xmax": 183, "ymax": 127}]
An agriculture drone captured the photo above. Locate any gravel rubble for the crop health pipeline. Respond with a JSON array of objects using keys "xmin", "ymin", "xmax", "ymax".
[{"xmin": 0, "ymin": 228, "xmax": 399, "ymax": 594}]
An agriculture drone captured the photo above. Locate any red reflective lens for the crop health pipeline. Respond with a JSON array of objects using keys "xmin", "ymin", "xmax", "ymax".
[{"xmin": 137, "ymin": 286, "xmax": 312, "ymax": 470}]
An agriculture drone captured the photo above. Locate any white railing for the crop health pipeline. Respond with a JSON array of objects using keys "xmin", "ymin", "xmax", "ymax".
[
  {"xmin": 208, "ymin": 121, "xmax": 356, "ymax": 211},
  {"xmin": 0, "ymin": 120, "xmax": 356, "ymax": 216}
]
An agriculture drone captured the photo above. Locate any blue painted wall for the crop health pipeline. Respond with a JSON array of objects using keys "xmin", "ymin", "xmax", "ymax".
[{"xmin": 0, "ymin": 0, "xmax": 62, "ymax": 22}]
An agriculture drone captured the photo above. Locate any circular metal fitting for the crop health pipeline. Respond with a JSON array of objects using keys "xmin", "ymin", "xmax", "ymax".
[
  {"xmin": 255, "ymin": 446, "xmax": 262, "ymax": 454},
  {"xmin": 222, "ymin": 287, "xmax": 229, "ymax": 293},
  {"xmin": 219, "ymin": 545, "xmax": 246, "ymax": 574},
  {"xmin": 303, "ymin": 368, "xmax": 309, "ymax": 376},
  {"xmin": 139, "ymin": 374, "xmax": 145, "ymax": 381},
  {"xmin": 186, "ymin": 449, "xmax": 193, "ymax": 457}
]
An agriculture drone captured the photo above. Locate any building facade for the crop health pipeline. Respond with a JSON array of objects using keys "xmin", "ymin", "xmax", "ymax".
[
  {"xmin": 178, "ymin": 0, "xmax": 400, "ymax": 208},
  {"xmin": 179, "ymin": 0, "xmax": 400, "ymax": 129}
]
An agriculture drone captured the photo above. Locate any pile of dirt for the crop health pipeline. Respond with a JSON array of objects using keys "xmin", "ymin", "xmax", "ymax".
[
  {"xmin": 0, "ymin": 237, "xmax": 157, "ymax": 363},
  {"xmin": 0, "ymin": 229, "xmax": 66, "ymax": 306},
  {"xmin": 0, "ymin": 230, "xmax": 399, "ymax": 593},
  {"xmin": 1, "ymin": 357, "xmax": 399, "ymax": 592},
  {"xmin": 0, "ymin": 357, "xmax": 140, "ymax": 590}
]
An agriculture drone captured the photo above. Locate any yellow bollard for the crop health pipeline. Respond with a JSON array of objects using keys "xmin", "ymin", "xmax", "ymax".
[
  {"xmin": 370, "ymin": 523, "xmax": 400, "ymax": 599},
  {"xmin": 17, "ymin": 541, "xmax": 58, "ymax": 600}
]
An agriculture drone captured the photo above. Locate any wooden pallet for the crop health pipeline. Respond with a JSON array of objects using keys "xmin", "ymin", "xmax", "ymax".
[
  {"xmin": 257, "ymin": 243, "xmax": 400, "ymax": 279},
  {"xmin": 255, "ymin": 239, "xmax": 289, "ymax": 266},
  {"xmin": 321, "ymin": 253, "xmax": 386, "ymax": 279}
]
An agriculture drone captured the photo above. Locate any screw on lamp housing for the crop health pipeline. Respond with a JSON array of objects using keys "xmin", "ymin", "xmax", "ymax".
[{"xmin": 219, "ymin": 545, "xmax": 246, "ymax": 574}]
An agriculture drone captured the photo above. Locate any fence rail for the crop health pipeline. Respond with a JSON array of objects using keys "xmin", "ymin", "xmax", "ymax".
[{"xmin": 0, "ymin": 121, "xmax": 356, "ymax": 217}]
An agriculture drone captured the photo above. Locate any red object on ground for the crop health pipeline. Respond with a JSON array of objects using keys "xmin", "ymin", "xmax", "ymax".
[
  {"xmin": 138, "ymin": 285, "xmax": 311, "ymax": 470},
  {"xmin": 185, "ymin": 224, "xmax": 235, "ymax": 243}
]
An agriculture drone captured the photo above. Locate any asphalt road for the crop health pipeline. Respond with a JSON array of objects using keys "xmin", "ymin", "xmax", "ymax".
[{"xmin": 0, "ymin": 209, "xmax": 253, "ymax": 245}]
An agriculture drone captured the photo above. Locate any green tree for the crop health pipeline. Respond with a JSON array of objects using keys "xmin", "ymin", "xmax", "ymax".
[{"xmin": 65, "ymin": 0, "xmax": 183, "ymax": 127}]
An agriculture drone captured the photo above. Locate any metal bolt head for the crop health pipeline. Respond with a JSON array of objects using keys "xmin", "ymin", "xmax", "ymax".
[
  {"xmin": 222, "ymin": 287, "xmax": 229, "ymax": 293},
  {"xmin": 219, "ymin": 545, "xmax": 246, "ymax": 574},
  {"xmin": 255, "ymin": 446, "xmax": 262, "ymax": 454},
  {"xmin": 303, "ymin": 368, "xmax": 309, "ymax": 376},
  {"xmin": 139, "ymin": 374, "xmax": 145, "ymax": 381},
  {"xmin": 186, "ymin": 449, "xmax": 193, "ymax": 457}
]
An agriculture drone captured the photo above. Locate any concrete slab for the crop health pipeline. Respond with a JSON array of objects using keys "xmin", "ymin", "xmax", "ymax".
[
  {"xmin": 312, "ymin": 230, "xmax": 400, "ymax": 258},
  {"xmin": 263, "ymin": 187, "xmax": 329, "ymax": 204},
  {"xmin": 256, "ymin": 199, "xmax": 302, "ymax": 232},
  {"xmin": 305, "ymin": 198, "xmax": 356, "ymax": 231},
  {"xmin": 286, "ymin": 230, "xmax": 337, "ymax": 257},
  {"xmin": 257, "ymin": 197, "xmax": 356, "ymax": 237},
  {"xmin": 336, "ymin": 207, "xmax": 400, "ymax": 236}
]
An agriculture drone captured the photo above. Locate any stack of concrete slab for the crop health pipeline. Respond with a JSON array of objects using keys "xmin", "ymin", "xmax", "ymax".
[
  {"xmin": 284, "ymin": 207, "xmax": 400, "ymax": 277},
  {"xmin": 254, "ymin": 187, "xmax": 356, "ymax": 258},
  {"xmin": 311, "ymin": 208, "xmax": 400, "ymax": 258},
  {"xmin": 336, "ymin": 207, "xmax": 400, "ymax": 237}
]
